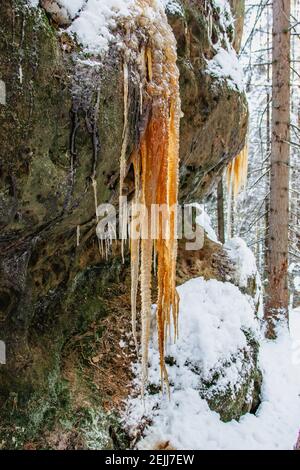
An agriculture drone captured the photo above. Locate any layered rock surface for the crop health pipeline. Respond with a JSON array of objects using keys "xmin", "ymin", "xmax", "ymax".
[{"xmin": 0, "ymin": 0, "xmax": 248, "ymax": 448}]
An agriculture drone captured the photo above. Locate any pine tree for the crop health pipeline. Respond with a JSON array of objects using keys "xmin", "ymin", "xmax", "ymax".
[{"xmin": 265, "ymin": 0, "xmax": 291, "ymax": 338}]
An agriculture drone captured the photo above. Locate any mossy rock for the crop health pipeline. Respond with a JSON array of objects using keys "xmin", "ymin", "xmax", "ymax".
[
  {"xmin": 0, "ymin": 0, "xmax": 248, "ymax": 447},
  {"xmin": 196, "ymin": 333, "xmax": 262, "ymax": 422}
]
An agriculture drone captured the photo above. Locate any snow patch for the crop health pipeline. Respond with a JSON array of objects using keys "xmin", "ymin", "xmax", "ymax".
[
  {"xmin": 67, "ymin": 0, "xmax": 135, "ymax": 53},
  {"xmin": 35, "ymin": 1, "xmax": 174, "ymax": 55},
  {"xmin": 57, "ymin": 0, "xmax": 86, "ymax": 18},
  {"xmin": 224, "ymin": 237, "xmax": 257, "ymax": 288},
  {"xmin": 206, "ymin": 46, "xmax": 245, "ymax": 93},
  {"xmin": 188, "ymin": 203, "xmax": 219, "ymax": 243}
]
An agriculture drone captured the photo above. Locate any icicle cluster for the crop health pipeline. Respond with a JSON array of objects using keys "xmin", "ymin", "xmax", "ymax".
[{"xmin": 120, "ymin": 0, "xmax": 181, "ymax": 393}]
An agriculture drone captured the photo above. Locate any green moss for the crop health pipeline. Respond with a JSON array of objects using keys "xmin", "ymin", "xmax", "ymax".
[{"xmin": 198, "ymin": 332, "xmax": 261, "ymax": 422}]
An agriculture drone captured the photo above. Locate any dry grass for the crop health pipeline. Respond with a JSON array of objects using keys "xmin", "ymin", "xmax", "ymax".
[
  {"xmin": 62, "ymin": 285, "xmax": 138, "ymax": 413},
  {"xmin": 153, "ymin": 441, "xmax": 176, "ymax": 450}
]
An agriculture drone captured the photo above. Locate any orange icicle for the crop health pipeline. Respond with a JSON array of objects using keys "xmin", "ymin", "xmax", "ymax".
[
  {"xmin": 227, "ymin": 145, "xmax": 248, "ymax": 199},
  {"xmin": 119, "ymin": 1, "xmax": 181, "ymax": 393}
]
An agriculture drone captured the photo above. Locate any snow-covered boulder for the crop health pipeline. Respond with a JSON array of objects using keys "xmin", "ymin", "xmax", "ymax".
[
  {"xmin": 176, "ymin": 278, "xmax": 262, "ymax": 422},
  {"xmin": 125, "ymin": 276, "xmax": 262, "ymax": 435}
]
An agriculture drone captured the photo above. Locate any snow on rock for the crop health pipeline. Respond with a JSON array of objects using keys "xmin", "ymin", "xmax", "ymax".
[
  {"xmin": 212, "ymin": 0, "xmax": 234, "ymax": 30},
  {"xmin": 31, "ymin": 0, "xmax": 85, "ymax": 16},
  {"xmin": 124, "ymin": 294, "xmax": 300, "ymax": 450},
  {"xmin": 67, "ymin": 0, "xmax": 136, "ymax": 53},
  {"xmin": 168, "ymin": 277, "xmax": 258, "ymax": 379},
  {"xmin": 34, "ymin": 0, "xmax": 245, "ymax": 91},
  {"xmin": 56, "ymin": 0, "xmax": 86, "ymax": 18},
  {"xmin": 34, "ymin": 0, "xmax": 136, "ymax": 53},
  {"xmin": 188, "ymin": 203, "xmax": 219, "ymax": 243},
  {"xmin": 224, "ymin": 237, "xmax": 257, "ymax": 288},
  {"xmin": 163, "ymin": 0, "xmax": 184, "ymax": 16},
  {"xmin": 205, "ymin": 0, "xmax": 245, "ymax": 93},
  {"xmin": 206, "ymin": 46, "xmax": 245, "ymax": 93},
  {"xmin": 39, "ymin": 1, "xmax": 74, "ymax": 25},
  {"xmin": 36, "ymin": 1, "xmax": 173, "ymax": 55}
]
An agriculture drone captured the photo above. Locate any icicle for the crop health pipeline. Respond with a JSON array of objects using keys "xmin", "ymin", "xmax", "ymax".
[
  {"xmin": 76, "ymin": 225, "xmax": 80, "ymax": 247},
  {"xmin": 100, "ymin": 239, "xmax": 104, "ymax": 258},
  {"xmin": 145, "ymin": 47, "xmax": 153, "ymax": 82},
  {"xmin": 92, "ymin": 177, "xmax": 99, "ymax": 222},
  {"xmin": 226, "ymin": 144, "xmax": 248, "ymax": 239},
  {"xmin": 115, "ymin": 0, "xmax": 181, "ymax": 395},
  {"xmin": 105, "ymin": 238, "xmax": 108, "ymax": 261},
  {"xmin": 226, "ymin": 163, "xmax": 233, "ymax": 239},
  {"xmin": 92, "ymin": 177, "xmax": 105, "ymax": 256},
  {"xmin": 226, "ymin": 145, "xmax": 249, "ymax": 199},
  {"xmin": 130, "ymin": 153, "xmax": 141, "ymax": 353},
  {"xmin": 140, "ymin": 235, "xmax": 153, "ymax": 394},
  {"xmin": 135, "ymin": 2, "xmax": 181, "ymax": 394},
  {"xmin": 131, "ymin": 232, "xmax": 140, "ymax": 353},
  {"xmin": 153, "ymin": 240, "xmax": 157, "ymax": 274},
  {"xmin": 120, "ymin": 61, "xmax": 130, "ymax": 263}
]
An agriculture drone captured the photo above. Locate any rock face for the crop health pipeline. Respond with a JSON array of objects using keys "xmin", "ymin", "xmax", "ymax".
[
  {"xmin": 0, "ymin": 0, "xmax": 248, "ymax": 448},
  {"xmin": 39, "ymin": 1, "xmax": 73, "ymax": 26},
  {"xmin": 169, "ymin": 0, "xmax": 248, "ymax": 201}
]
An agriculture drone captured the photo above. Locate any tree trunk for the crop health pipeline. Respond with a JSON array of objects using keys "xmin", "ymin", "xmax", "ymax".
[
  {"xmin": 265, "ymin": 0, "xmax": 290, "ymax": 339},
  {"xmin": 264, "ymin": 3, "xmax": 271, "ymax": 284},
  {"xmin": 217, "ymin": 178, "xmax": 225, "ymax": 244}
]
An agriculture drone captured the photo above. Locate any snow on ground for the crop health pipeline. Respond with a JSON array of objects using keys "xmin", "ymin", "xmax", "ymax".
[{"xmin": 124, "ymin": 282, "xmax": 300, "ymax": 450}]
